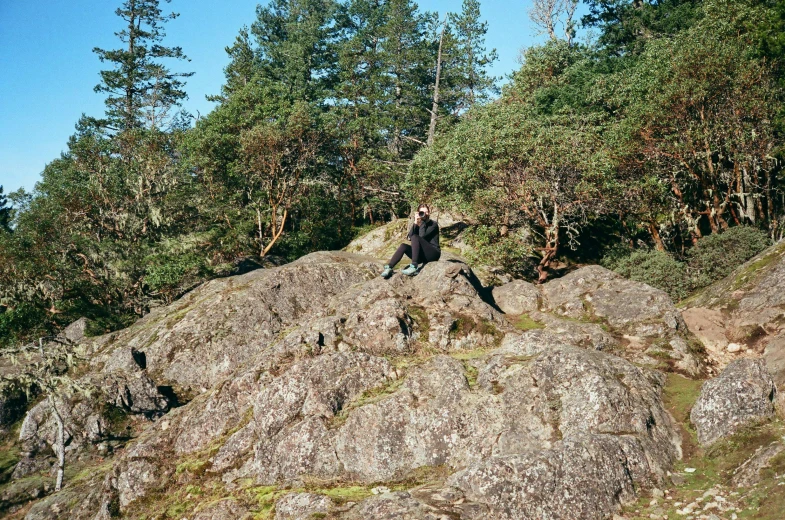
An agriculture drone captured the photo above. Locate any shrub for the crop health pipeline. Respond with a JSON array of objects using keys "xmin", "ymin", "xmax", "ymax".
[
  {"xmin": 462, "ymin": 226, "xmax": 537, "ymax": 279},
  {"xmin": 0, "ymin": 303, "xmax": 48, "ymax": 347},
  {"xmin": 602, "ymin": 226, "xmax": 772, "ymax": 302},
  {"xmin": 144, "ymin": 253, "xmax": 208, "ymax": 304},
  {"xmin": 603, "ymin": 249, "xmax": 691, "ymax": 301},
  {"xmin": 686, "ymin": 226, "xmax": 770, "ymax": 290}
]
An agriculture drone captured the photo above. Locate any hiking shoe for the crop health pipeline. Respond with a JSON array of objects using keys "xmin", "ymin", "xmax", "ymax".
[
  {"xmin": 401, "ymin": 263, "xmax": 420, "ymax": 276},
  {"xmin": 380, "ymin": 265, "xmax": 394, "ymax": 279}
]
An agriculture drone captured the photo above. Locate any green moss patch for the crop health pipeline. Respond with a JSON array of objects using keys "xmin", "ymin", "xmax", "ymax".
[
  {"xmin": 328, "ymin": 376, "xmax": 406, "ymax": 429},
  {"xmin": 407, "ymin": 305, "xmax": 430, "ymax": 344},
  {"xmin": 512, "ymin": 314, "xmax": 545, "ymax": 331}
]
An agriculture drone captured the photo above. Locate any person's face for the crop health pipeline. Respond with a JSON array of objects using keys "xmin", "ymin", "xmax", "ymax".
[{"xmin": 418, "ymin": 206, "xmax": 430, "ymax": 219}]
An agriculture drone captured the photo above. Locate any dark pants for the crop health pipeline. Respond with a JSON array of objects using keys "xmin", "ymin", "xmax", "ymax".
[{"xmin": 388, "ymin": 235, "xmax": 441, "ymax": 266}]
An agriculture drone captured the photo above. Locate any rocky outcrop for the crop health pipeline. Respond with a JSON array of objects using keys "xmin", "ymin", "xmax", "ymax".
[
  {"xmin": 5, "ymin": 249, "xmax": 705, "ymax": 520},
  {"xmin": 690, "ymin": 359, "xmax": 777, "ymax": 446},
  {"xmin": 89, "ymin": 252, "xmax": 382, "ymax": 395},
  {"xmin": 683, "ymin": 240, "xmax": 785, "ymax": 368},
  {"xmin": 491, "ymin": 279, "xmax": 540, "ymax": 315},
  {"xmin": 730, "ymin": 440, "xmax": 785, "ymax": 488},
  {"xmin": 763, "ymin": 332, "xmax": 785, "ymax": 413},
  {"xmin": 493, "ymin": 265, "xmax": 703, "ymax": 376}
]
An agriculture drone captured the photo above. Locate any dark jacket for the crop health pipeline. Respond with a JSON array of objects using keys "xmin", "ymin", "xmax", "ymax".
[{"xmin": 408, "ymin": 218, "xmax": 440, "ymax": 250}]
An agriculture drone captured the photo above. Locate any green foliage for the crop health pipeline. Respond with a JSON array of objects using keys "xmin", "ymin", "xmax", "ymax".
[
  {"xmin": 461, "ymin": 226, "xmax": 536, "ymax": 279},
  {"xmin": 582, "ymin": 0, "xmax": 704, "ymax": 55},
  {"xmin": 0, "ymin": 186, "xmax": 10, "ymax": 232},
  {"xmin": 604, "ymin": 226, "xmax": 772, "ymax": 301},
  {"xmin": 0, "ymin": 305, "xmax": 48, "ymax": 348},
  {"xmin": 603, "ymin": 249, "xmax": 691, "ymax": 301},
  {"xmin": 686, "ymin": 226, "xmax": 771, "ymax": 288}
]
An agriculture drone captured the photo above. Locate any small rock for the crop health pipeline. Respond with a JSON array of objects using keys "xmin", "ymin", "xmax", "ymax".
[
  {"xmin": 652, "ymin": 487, "xmax": 665, "ymax": 498},
  {"xmin": 727, "ymin": 343, "xmax": 742, "ymax": 353},
  {"xmin": 371, "ymin": 486, "xmax": 390, "ymax": 495},
  {"xmin": 685, "ymin": 467, "xmax": 697, "ymax": 473}
]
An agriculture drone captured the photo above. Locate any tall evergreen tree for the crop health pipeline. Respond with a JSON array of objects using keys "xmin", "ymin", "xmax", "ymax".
[
  {"xmin": 217, "ymin": 27, "xmax": 257, "ymax": 100},
  {"xmin": 446, "ymin": 0, "xmax": 498, "ymax": 111},
  {"xmin": 252, "ymin": 0, "xmax": 339, "ymax": 103},
  {"xmin": 0, "ymin": 186, "xmax": 11, "ymax": 232},
  {"xmin": 582, "ymin": 0, "xmax": 703, "ymax": 55},
  {"xmin": 93, "ymin": 0, "xmax": 193, "ymax": 130}
]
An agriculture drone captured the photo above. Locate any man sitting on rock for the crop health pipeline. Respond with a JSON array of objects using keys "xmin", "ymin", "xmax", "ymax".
[{"xmin": 381, "ymin": 204, "xmax": 441, "ymax": 278}]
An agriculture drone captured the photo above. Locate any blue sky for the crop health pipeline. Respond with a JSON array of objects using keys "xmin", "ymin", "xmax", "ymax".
[{"xmin": 0, "ymin": 0, "xmax": 583, "ymax": 194}]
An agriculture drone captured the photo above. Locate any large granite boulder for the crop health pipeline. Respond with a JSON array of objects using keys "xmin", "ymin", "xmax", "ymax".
[
  {"xmin": 690, "ymin": 359, "xmax": 777, "ymax": 446},
  {"xmin": 491, "ymin": 279, "xmax": 541, "ymax": 315}
]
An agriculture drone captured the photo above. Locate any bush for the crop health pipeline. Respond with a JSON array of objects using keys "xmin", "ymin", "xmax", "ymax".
[
  {"xmin": 686, "ymin": 226, "xmax": 770, "ymax": 290},
  {"xmin": 602, "ymin": 226, "xmax": 772, "ymax": 302},
  {"xmin": 462, "ymin": 226, "xmax": 537, "ymax": 280},
  {"xmin": 144, "ymin": 253, "xmax": 208, "ymax": 304},
  {"xmin": 0, "ymin": 303, "xmax": 48, "ymax": 347},
  {"xmin": 603, "ymin": 249, "xmax": 691, "ymax": 301}
]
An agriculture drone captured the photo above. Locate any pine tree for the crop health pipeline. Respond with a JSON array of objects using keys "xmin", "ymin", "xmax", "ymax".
[
  {"xmin": 446, "ymin": 0, "xmax": 498, "ymax": 111},
  {"xmin": 252, "ymin": 0, "xmax": 339, "ymax": 103},
  {"xmin": 377, "ymin": 0, "xmax": 434, "ymax": 154},
  {"xmin": 0, "ymin": 186, "xmax": 11, "ymax": 231},
  {"xmin": 219, "ymin": 27, "xmax": 257, "ymax": 99},
  {"xmin": 93, "ymin": 0, "xmax": 193, "ymax": 131}
]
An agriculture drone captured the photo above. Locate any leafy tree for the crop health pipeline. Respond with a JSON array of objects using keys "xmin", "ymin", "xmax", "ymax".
[
  {"xmin": 239, "ymin": 102, "xmax": 320, "ymax": 256},
  {"xmin": 409, "ymin": 42, "xmax": 622, "ymax": 282},
  {"xmin": 252, "ymin": 0, "xmax": 339, "ymax": 103},
  {"xmin": 212, "ymin": 27, "xmax": 256, "ymax": 101},
  {"xmin": 611, "ymin": 1, "xmax": 782, "ymax": 240},
  {"xmin": 93, "ymin": 0, "xmax": 193, "ymax": 131}
]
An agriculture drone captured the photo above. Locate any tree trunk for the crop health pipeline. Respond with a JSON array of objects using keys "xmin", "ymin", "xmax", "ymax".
[
  {"xmin": 500, "ymin": 211, "xmax": 510, "ymax": 237},
  {"xmin": 427, "ymin": 19, "xmax": 446, "ymax": 146},
  {"xmin": 262, "ymin": 208, "xmax": 288, "ymax": 256},
  {"xmin": 537, "ymin": 217, "xmax": 559, "ymax": 284},
  {"xmin": 49, "ymin": 395, "xmax": 66, "ymax": 492},
  {"xmin": 648, "ymin": 221, "xmax": 665, "ymax": 251}
]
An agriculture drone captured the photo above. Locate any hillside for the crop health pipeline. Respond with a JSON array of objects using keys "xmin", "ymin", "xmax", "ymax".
[{"xmin": 1, "ymin": 234, "xmax": 783, "ymax": 519}]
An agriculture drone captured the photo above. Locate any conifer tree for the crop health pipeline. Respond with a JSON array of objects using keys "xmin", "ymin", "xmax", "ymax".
[
  {"xmin": 93, "ymin": 0, "xmax": 193, "ymax": 130},
  {"xmin": 447, "ymin": 0, "xmax": 498, "ymax": 110},
  {"xmin": 0, "ymin": 186, "xmax": 11, "ymax": 232},
  {"xmin": 217, "ymin": 27, "xmax": 257, "ymax": 99},
  {"xmin": 252, "ymin": 0, "xmax": 339, "ymax": 103}
]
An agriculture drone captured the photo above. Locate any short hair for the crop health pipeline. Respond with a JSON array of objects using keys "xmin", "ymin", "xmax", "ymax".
[{"xmin": 418, "ymin": 203, "xmax": 431, "ymax": 212}]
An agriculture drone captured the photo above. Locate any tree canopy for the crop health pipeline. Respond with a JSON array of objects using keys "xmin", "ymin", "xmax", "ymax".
[{"xmin": 3, "ymin": 0, "xmax": 785, "ymax": 346}]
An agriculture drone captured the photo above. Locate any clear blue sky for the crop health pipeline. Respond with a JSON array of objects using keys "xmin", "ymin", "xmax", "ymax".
[{"xmin": 0, "ymin": 0, "xmax": 583, "ymax": 194}]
